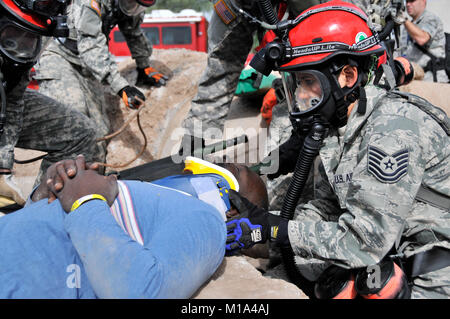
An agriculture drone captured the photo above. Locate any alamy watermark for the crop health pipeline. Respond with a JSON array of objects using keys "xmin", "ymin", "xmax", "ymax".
[
  {"xmin": 169, "ymin": 120, "xmax": 282, "ymax": 175},
  {"xmin": 66, "ymin": 264, "xmax": 81, "ymax": 289}
]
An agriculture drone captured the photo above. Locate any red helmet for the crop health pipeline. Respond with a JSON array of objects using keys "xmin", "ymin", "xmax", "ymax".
[
  {"xmin": 136, "ymin": 0, "xmax": 155, "ymax": 6},
  {"xmin": 279, "ymin": 0, "xmax": 385, "ymax": 71}
]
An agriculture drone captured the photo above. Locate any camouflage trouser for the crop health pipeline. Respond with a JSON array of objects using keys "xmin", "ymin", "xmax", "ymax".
[
  {"xmin": 34, "ymin": 51, "xmax": 110, "ymax": 160},
  {"xmin": 0, "ymin": 86, "xmax": 103, "ymax": 187},
  {"xmin": 181, "ymin": 2, "xmax": 256, "ymax": 136}
]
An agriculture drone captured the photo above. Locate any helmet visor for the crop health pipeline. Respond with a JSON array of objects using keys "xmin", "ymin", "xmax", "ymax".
[
  {"xmin": 281, "ymin": 70, "xmax": 326, "ymax": 115},
  {"xmin": 0, "ymin": 22, "xmax": 41, "ymax": 64},
  {"xmin": 118, "ymin": 0, "xmax": 146, "ymax": 16}
]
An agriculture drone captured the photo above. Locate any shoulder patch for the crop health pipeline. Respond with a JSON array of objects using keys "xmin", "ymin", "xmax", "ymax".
[
  {"xmin": 90, "ymin": 0, "xmax": 101, "ymax": 17},
  {"xmin": 367, "ymin": 145, "xmax": 409, "ymax": 184},
  {"xmin": 213, "ymin": 0, "xmax": 236, "ymax": 25}
]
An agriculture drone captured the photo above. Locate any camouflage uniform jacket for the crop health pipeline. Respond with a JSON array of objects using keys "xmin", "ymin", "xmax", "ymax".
[
  {"xmin": 288, "ymin": 84, "xmax": 450, "ymax": 269},
  {"xmin": 43, "ymin": 0, "xmax": 152, "ymax": 94}
]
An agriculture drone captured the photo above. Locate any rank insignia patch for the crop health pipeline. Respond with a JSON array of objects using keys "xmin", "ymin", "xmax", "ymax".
[{"xmin": 367, "ymin": 145, "xmax": 409, "ymax": 183}]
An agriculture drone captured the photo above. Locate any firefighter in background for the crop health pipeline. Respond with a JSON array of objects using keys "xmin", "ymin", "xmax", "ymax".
[
  {"xmin": 225, "ymin": 1, "xmax": 450, "ymax": 299},
  {"xmin": 0, "ymin": 0, "xmax": 102, "ymax": 211},
  {"xmin": 34, "ymin": 0, "xmax": 168, "ymax": 162}
]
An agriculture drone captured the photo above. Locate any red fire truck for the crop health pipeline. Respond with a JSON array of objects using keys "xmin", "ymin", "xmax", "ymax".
[
  {"xmin": 28, "ymin": 10, "xmax": 209, "ymax": 89},
  {"xmin": 108, "ymin": 9, "xmax": 208, "ymax": 61}
]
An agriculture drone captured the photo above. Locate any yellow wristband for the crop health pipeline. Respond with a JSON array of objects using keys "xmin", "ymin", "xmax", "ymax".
[{"xmin": 70, "ymin": 194, "xmax": 107, "ymax": 212}]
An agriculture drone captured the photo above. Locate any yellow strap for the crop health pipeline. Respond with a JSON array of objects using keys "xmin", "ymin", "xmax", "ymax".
[{"xmin": 70, "ymin": 194, "xmax": 107, "ymax": 212}]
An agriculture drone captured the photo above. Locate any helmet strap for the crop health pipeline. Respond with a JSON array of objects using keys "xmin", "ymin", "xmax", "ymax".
[{"xmin": 325, "ymin": 68, "xmax": 357, "ymax": 127}]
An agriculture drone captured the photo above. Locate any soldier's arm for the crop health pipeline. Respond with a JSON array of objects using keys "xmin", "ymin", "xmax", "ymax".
[
  {"xmin": 118, "ymin": 13, "xmax": 152, "ymax": 69},
  {"xmin": 75, "ymin": 2, "xmax": 128, "ymax": 94},
  {"xmin": 404, "ymin": 19, "xmax": 430, "ymax": 47},
  {"xmin": 287, "ymin": 112, "xmax": 432, "ymax": 269}
]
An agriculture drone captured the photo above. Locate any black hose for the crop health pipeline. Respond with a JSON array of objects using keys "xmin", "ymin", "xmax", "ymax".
[
  {"xmin": 258, "ymin": 0, "xmax": 279, "ymax": 25},
  {"xmin": 279, "ymin": 121, "xmax": 328, "ymax": 298},
  {"xmin": 377, "ymin": 17, "xmax": 395, "ymax": 42}
]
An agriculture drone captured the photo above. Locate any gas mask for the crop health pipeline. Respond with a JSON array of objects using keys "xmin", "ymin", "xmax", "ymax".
[
  {"xmin": 0, "ymin": 17, "xmax": 42, "ymax": 66},
  {"xmin": 0, "ymin": 0, "xmax": 69, "ymax": 91},
  {"xmin": 281, "ymin": 61, "xmax": 365, "ymax": 132},
  {"xmin": 0, "ymin": 14, "xmax": 43, "ymax": 93}
]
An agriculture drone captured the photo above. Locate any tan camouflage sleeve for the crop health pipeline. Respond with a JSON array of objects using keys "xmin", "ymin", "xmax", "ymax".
[
  {"xmin": 118, "ymin": 13, "xmax": 152, "ymax": 69},
  {"xmin": 75, "ymin": 2, "xmax": 129, "ymax": 94},
  {"xmin": 288, "ymin": 107, "xmax": 435, "ymax": 269}
]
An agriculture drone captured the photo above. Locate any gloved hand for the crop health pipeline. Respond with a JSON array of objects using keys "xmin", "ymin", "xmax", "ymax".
[
  {"xmin": 266, "ymin": 131, "xmax": 305, "ymax": 180},
  {"xmin": 136, "ymin": 66, "xmax": 168, "ymax": 87},
  {"xmin": 225, "ymin": 190, "xmax": 288, "ymax": 253},
  {"xmin": 393, "ymin": 8, "xmax": 409, "ymax": 25},
  {"xmin": 261, "ymin": 88, "xmax": 277, "ymax": 125},
  {"xmin": 394, "ymin": 56, "xmax": 414, "ymax": 86},
  {"xmin": 118, "ymin": 85, "xmax": 146, "ymax": 109}
]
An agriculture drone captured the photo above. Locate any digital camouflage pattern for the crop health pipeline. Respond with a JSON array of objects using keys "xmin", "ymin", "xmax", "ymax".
[
  {"xmin": 0, "ymin": 74, "xmax": 103, "ymax": 185},
  {"xmin": 265, "ymin": 0, "xmax": 411, "ymax": 209},
  {"xmin": 34, "ymin": 0, "xmax": 153, "ymax": 148},
  {"xmin": 284, "ymin": 85, "xmax": 450, "ymax": 298}
]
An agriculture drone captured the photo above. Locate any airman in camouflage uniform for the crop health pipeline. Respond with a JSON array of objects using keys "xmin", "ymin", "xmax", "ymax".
[
  {"xmin": 265, "ymin": 0, "xmax": 408, "ymax": 209},
  {"xmin": 34, "ymin": 0, "xmax": 165, "ymax": 160},
  {"xmin": 225, "ymin": 1, "xmax": 450, "ymax": 298},
  {"xmin": 396, "ymin": 0, "xmax": 449, "ymax": 83},
  {"xmin": 288, "ymin": 84, "xmax": 450, "ymax": 298}
]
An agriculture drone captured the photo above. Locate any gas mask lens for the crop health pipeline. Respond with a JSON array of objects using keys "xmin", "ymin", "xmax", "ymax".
[
  {"xmin": 118, "ymin": 0, "xmax": 146, "ymax": 16},
  {"xmin": 0, "ymin": 24, "xmax": 41, "ymax": 63},
  {"xmin": 281, "ymin": 70, "xmax": 325, "ymax": 115},
  {"xmin": 293, "ymin": 71, "xmax": 324, "ymax": 112}
]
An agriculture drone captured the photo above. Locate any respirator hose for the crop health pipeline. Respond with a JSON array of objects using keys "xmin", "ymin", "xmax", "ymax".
[
  {"xmin": 258, "ymin": 0, "xmax": 279, "ymax": 25},
  {"xmin": 279, "ymin": 121, "xmax": 328, "ymax": 298}
]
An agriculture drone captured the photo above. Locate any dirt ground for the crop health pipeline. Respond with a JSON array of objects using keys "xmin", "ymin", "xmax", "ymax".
[{"xmin": 7, "ymin": 48, "xmax": 450, "ymax": 299}]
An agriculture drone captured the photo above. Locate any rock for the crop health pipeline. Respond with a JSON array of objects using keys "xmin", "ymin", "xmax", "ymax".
[
  {"xmin": 399, "ymin": 80, "xmax": 450, "ymax": 116},
  {"xmin": 104, "ymin": 49, "xmax": 207, "ymax": 172},
  {"xmin": 192, "ymin": 256, "xmax": 308, "ymax": 299}
]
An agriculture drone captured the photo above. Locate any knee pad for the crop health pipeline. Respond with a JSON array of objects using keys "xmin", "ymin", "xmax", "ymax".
[
  {"xmin": 314, "ymin": 265, "xmax": 357, "ymax": 299},
  {"xmin": 355, "ymin": 260, "xmax": 411, "ymax": 299}
]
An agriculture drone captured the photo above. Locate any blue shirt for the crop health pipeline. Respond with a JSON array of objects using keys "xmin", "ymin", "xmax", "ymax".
[{"xmin": 0, "ymin": 180, "xmax": 226, "ymax": 298}]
